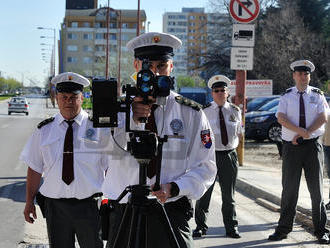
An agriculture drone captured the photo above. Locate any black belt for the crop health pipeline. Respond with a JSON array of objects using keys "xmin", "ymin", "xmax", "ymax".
[
  {"xmin": 216, "ymin": 149, "xmax": 235, "ymax": 154},
  {"xmin": 283, "ymin": 137, "xmax": 319, "ymax": 145},
  {"xmin": 48, "ymin": 192, "xmax": 103, "ymax": 202}
]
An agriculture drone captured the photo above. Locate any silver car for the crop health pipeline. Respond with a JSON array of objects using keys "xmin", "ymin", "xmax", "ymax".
[{"xmin": 8, "ymin": 97, "xmax": 29, "ymax": 115}]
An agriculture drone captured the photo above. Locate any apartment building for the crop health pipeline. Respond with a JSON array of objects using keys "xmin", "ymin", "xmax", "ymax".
[
  {"xmin": 59, "ymin": 0, "xmax": 146, "ymax": 81},
  {"xmin": 163, "ymin": 8, "xmax": 231, "ymax": 77}
]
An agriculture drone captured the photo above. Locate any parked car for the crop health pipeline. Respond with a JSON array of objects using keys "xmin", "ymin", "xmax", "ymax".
[
  {"xmin": 8, "ymin": 97, "xmax": 29, "ymax": 115},
  {"xmin": 246, "ymin": 96, "xmax": 279, "ymax": 112},
  {"xmin": 255, "ymin": 98, "xmax": 280, "ymax": 112},
  {"xmin": 245, "ymin": 105, "xmax": 281, "ymax": 142}
]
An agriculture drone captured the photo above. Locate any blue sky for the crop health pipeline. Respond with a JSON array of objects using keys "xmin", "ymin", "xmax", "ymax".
[{"xmin": 0, "ymin": 0, "xmax": 210, "ymax": 87}]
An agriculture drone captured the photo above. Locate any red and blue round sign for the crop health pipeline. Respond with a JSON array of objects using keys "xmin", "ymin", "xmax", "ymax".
[{"xmin": 229, "ymin": 0, "xmax": 260, "ymax": 23}]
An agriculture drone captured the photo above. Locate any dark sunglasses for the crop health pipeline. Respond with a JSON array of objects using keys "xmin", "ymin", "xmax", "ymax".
[{"xmin": 212, "ymin": 89, "xmax": 226, "ymax": 93}]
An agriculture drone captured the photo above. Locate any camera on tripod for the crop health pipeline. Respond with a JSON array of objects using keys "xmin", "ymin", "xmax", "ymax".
[{"xmin": 135, "ymin": 59, "xmax": 174, "ymax": 103}]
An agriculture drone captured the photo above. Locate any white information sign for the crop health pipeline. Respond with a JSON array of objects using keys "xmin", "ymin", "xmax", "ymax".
[
  {"xmin": 230, "ymin": 47, "xmax": 254, "ymax": 70},
  {"xmin": 232, "ymin": 24, "xmax": 255, "ymax": 47},
  {"xmin": 228, "ymin": 80, "xmax": 273, "ymax": 97}
]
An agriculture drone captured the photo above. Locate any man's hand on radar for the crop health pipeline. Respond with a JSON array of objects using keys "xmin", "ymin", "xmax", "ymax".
[
  {"xmin": 24, "ymin": 202, "xmax": 37, "ymax": 223},
  {"xmin": 132, "ymin": 96, "xmax": 155, "ymax": 123},
  {"xmin": 151, "ymin": 183, "xmax": 172, "ymax": 204}
]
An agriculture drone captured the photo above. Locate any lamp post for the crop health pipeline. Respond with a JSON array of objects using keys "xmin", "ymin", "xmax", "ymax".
[{"xmin": 38, "ymin": 27, "xmax": 56, "ymax": 77}]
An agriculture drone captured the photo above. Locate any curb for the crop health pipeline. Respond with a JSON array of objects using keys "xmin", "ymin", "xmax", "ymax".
[{"xmin": 236, "ymin": 177, "xmax": 319, "ymax": 230}]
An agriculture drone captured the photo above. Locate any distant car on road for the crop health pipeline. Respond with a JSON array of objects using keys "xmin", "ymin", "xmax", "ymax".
[
  {"xmin": 245, "ymin": 105, "xmax": 281, "ymax": 142},
  {"xmin": 247, "ymin": 96, "xmax": 279, "ymax": 112},
  {"xmin": 8, "ymin": 97, "xmax": 29, "ymax": 115}
]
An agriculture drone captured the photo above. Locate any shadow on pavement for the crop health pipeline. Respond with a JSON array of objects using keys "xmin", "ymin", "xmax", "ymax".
[{"xmin": 0, "ymin": 177, "xmax": 26, "ymax": 202}]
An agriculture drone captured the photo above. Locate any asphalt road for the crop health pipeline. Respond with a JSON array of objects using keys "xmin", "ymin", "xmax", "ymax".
[
  {"xmin": 0, "ymin": 97, "xmax": 324, "ymax": 248},
  {"xmin": 0, "ymin": 97, "xmax": 57, "ymax": 248}
]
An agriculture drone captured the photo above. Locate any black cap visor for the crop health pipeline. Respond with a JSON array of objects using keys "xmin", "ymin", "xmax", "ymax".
[
  {"xmin": 212, "ymin": 81, "xmax": 228, "ymax": 89},
  {"xmin": 56, "ymin": 82, "xmax": 83, "ymax": 94},
  {"xmin": 293, "ymin": 66, "xmax": 311, "ymax": 73},
  {"xmin": 134, "ymin": 45, "xmax": 174, "ymax": 61}
]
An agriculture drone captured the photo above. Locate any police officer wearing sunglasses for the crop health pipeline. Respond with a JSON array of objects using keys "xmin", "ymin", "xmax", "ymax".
[{"xmin": 193, "ymin": 75, "xmax": 242, "ymax": 239}]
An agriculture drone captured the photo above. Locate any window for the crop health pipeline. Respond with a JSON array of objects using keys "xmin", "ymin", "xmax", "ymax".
[
  {"xmin": 168, "ymin": 15, "xmax": 176, "ymax": 19},
  {"xmin": 189, "ymin": 16, "xmax": 196, "ymax": 20},
  {"xmin": 96, "ymin": 45, "xmax": 104, "ymax": 51},
  {"xmin": 71, "ymin": 22, "xmax": 78, "ymax": 28},
  {"xmin": 67, "ymin": 57, "xmax": 77, "ymax": 63},
  {"xmin": 95, "ymin": 33, "xmax": 103, "ymax": 40},
  {"xmin": 168, "ymin": 21, "xmax": 176, "ymax": 26},
  {"xmin": 178, "ymin": 15, "xmax": 186, "ymax": 19},
  {"xmin": 94, "ymin": 22, "xmax": 101, "ymax": 28},
  {"xmin": 110, "ymin": 22, "xmax": 117, "ymax": 28},
  {"xmin": 83, "ymin": 33, "xmax": 93, "ymax": 40},
  {"xmin": 67, "ymin": 45, "xmax": 78, "ymax": 51},
  {"xmin": 83, "ymin": 22, "xmax": 90, "ymax": 28},
  {"xmin": 167, "ymin": 28, "xmax": 175, "ymax": 32},
  {"xmin": 110, "ymin": 34, "xmax": 116, "ymax": 40},
  {"xmin": 68, "ymin": 33, "xmax": 78, "ymax": 40},
  {"xmin": 83, "ymin": 45, "xmax": 93, "ymax": 52},
  {"xmin": 122, "ymin": 23, "xmax": 128, "ymax": 28},
  {"xmin": 121, "ymin": 34, "xmax": 130, "ymax": 41},
  {"xmin": 83, "ymin": 57, "xmax": 92, "ymax": 64}
]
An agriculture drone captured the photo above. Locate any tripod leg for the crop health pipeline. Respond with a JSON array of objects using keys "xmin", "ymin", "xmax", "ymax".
[
  {"xmin": 113, "ymin": 204, "xmax": 132, "ymax": 248},
  {"xmin": 160, "ymin": 204, "xmax": 181, "ymax": 248}
]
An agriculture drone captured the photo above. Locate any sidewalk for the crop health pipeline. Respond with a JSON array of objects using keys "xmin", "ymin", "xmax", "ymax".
[{"xmin": 236, "ymin": 161, "xmax": 330, "ymax": 229}]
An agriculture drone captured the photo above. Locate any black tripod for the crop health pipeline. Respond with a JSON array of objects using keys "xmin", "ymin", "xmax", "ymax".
[{"xmin": 112, "ymin": 134, "xmax": 180, "ymax": 248}]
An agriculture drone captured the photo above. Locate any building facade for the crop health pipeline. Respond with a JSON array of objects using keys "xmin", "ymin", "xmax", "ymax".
[
  {"xmin": 163, "ymin": 8, "xmax": 231, "ymax": 78},
  {"xmin": 59, "ymin": 2, "xmax": 146, "ymax": 82}
]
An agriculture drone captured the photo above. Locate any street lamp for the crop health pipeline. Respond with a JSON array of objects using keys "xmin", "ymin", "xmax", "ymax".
[{"xmin": 38, "ymin": 27, "xmax": 56, "ymax": 77}]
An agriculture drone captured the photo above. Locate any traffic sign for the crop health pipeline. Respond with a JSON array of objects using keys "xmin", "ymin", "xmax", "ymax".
[
  {"xmin": 230, "ymin": 47, "xmax": 254, "ymax": 70},
  {"xmin": 232, "ymin": 24, "xmax": 255, "ymax": 47},
  {"xmin": 229, "ymin": 0, "xmax": 260, "ymax": 23}
]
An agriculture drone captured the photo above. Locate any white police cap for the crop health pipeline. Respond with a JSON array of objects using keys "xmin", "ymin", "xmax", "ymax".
[
  {"xmin": 208, "ymin": 75, "xmax": 231, "ymax": 89},
  {"xmin": 51, "ymin": 72, "xmax": 90, "ymax": 94},
  {"xmin": 126, "ymin": 32, "xmax": 182, "ymax": 60},
  {"xmin": 290, "ymin": 60, "xmax": 315, "ymax": 73}
]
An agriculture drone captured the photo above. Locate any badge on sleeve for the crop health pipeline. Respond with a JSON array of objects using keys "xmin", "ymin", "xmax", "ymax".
[
  {"xmin": 170, "ymin": 119, "xmax": 183, "ymax": 134},
  {"xmin": 310, "ymin": 96, "xmax": 316, "ymax": 103},
  {"xmin": 201, "ymin": 129, "xmax": 212, "ymax": 149}
]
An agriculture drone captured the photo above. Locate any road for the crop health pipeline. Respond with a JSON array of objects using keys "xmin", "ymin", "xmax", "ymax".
[
  {"xmin": 0, "ymin": 97, "xmax": 57, "ymax": 248},
  {"xmin": 0, "ymin": 97, "xmax": 324, "ymax": 248}
]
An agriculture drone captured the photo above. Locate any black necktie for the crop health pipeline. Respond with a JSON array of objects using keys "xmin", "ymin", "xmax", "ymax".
[
  {"xmin": 219, "ymin": 106, "xmax": 228, "ymax": 146},
  {"xmin": 62, "ymin": 120, "xmax": 74, "ymax": 185},
  {"xmin": 145, "ymin": 105, "xmax": 159, "ymax": 179},
  {"xmin": 299, "ymin": 92, "xmax": 306, "ymax": 128}
]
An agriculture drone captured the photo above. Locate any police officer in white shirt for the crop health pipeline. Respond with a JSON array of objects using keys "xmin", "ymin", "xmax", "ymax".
[
  {"xmin": 21, "ymin": 72, "xmax": 108, "ymax": 248},
  {"xmin": 268, "ymin": 60, "xmax": 329, "ymax": 244},
  {"xmin": 193, "ymin": 75, "xmax": 242, "ymax": 239},
  {"xmin": 102, "ymin": 32, "xmax": 217, "ymax": 248}
]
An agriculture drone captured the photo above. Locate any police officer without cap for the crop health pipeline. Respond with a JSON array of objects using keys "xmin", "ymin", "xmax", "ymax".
[
  {"xmin": 102, "ymin": 32, "xmax": 217, "ymax": 248},
  {"xmin": 268, "ymin": 60, "xmax": 329, "ymax": 244},
  {"xmin": 21, "ymin": 72, "xmax": 107, "ymax": 248},
  {"xmin": 193, "ymin": 75, "xmax": 242, "ymax": 239}
]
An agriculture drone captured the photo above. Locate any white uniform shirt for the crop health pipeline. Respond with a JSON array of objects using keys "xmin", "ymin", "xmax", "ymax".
[
  {"xmin": 276, "ymin": 86, "xmax": 328, "ymax": 141},
  {"xmin": 203, "ymin": 101, "xmax": 242, "ymax": 151},
  {"xmin": 20, "ymin": 110, "xmax": 109, "ymax": 199},
  {"xmin": 102, "ymin": 91, "xmax": 217, "ymax": 203}
]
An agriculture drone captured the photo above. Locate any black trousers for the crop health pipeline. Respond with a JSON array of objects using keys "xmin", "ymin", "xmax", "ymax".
[
  {"xmin": 44, "ymin": 196, "xmax": 103, "ymax": 248},
  {"xmin": 106, "ymin": 197, "xmax": 193, "ymax": 248},
  {"xmin": 194, "ymin": 150, "xmax": 239, "ymax": 232},
  {"xmin": 276, "ymin": 139, "xmax": 328, "ymax": 235}
]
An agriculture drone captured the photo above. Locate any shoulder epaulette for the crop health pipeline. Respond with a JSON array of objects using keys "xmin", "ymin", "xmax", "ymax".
[
  {"xmin": 312, "ymin": 88, "xmax": 323, "ymax": 95},
  {"xmin": 202, "ymin": 102, "xmax": 212, "ymax": 109},
  {"xmin": 37, "ymin": 117, "xmax": 54, "ymax": 129},
  {"xmin": 175, "ymin": 96, "xmax": 202, "ymax": 111},
  {"xmin": 282, "ymin": 88, "xmax": 292, "ymax": 95},
  {"xmin": 230, "ymin": 103, "xmax": 240, "ymax": 111}
]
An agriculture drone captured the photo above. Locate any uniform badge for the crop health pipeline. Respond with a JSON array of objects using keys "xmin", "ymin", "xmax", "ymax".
[
  {"xmin": 85, "ymin": 128, "xmax": 96, "ymax": 140},
  {"xmin": 201, "ymin": 129, "xmax": 212, "ymax": 149},
  {"xmin": 310, "ymin": 96, "xmax": 316, "ymax": 103},
  {"xmin": 153, "ymin": 36, "xmax": 161, "ymax": 43},
  {"xmin": 229, "ymin": 114, "xmax": 237, "ymax": 122},
  {"xmin": 170, "ymin": 119, "xmax": 183, "ymax": 134}
]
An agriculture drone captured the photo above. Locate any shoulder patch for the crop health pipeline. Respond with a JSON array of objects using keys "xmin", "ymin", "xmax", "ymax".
[
  {"xmin": 312, "ymin": 88, "xmax": 323, "ymax": 95},
  {"xmin": 230, "ymin": 103, "xmax": 240, "ymax": 111},
  {"xmin": 282, "ymin": 88, "xmax": 292, "ymax": 95},
  {"xmin": 175, "ymin": 96, "xmax": 202, "ymax": 111},
  {"xmin": 202, "ymin": 102, "xmax": 212, "ymax": 109},
  {"xmin": 37, "ymin": 117, "xmax": 55, "ymax": 129}
]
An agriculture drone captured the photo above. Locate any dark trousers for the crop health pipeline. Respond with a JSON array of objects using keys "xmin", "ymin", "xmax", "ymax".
[
  {"xmin": 276, "ymin": 139, "xmax": 328, "ymax": 235},
  {"xmin": 106, "ymin": 197, "xmax": 193, "ymax": 248},
  {"xmin": 194, "ymin": 150, "xmax": 239, "ymax": 232},
  {"xmin": 44, "ymin": 197, "xmax": 103, "ymax": 248}
]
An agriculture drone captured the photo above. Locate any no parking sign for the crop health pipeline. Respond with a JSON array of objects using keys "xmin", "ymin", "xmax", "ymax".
[{"xmin": 229, "ymin": 0, "xmax": 260, "ymax": 23}]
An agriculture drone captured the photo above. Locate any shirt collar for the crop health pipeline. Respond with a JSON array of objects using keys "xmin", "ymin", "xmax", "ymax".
[
  {"xmin": 294, "ymin": 85, "xmax": 311, "ymax": 94},
  {"xmin": 57, "ymin": 109, "xmax": 86, "ymax": 126},
  {"xmin": 211, "ymin": 101, "xmax": 229, "ymax": 109}
]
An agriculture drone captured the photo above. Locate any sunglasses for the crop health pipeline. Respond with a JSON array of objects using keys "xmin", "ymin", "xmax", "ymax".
[{"xmin": 212, "ymin": 89, "xmax": 226, "ymax": 93}]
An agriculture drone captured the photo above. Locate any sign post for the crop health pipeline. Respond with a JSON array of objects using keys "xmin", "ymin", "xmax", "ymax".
[{"xmin": 229, "ymin": 0, "xmax": 260, "ymax": 166}]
